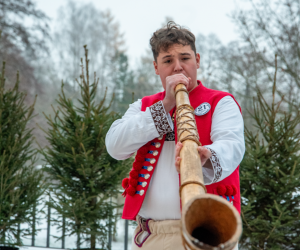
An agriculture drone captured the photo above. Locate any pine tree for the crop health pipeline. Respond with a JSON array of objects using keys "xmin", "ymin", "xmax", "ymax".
[
  {"xmin": 0, "ymin": 62, "xmax": 46, "ymax": 246},
  {"xmin": 113, "ymin": 52, "xmax": 135, "ymax": 114},
  {"xmin": 240, "ymin": 56, "xmax": 300, "ymax": 249},
  {"xmin": 114, "ymin": 50, "xmax": 163, "ymax": 115},
  {"xmin": 40, "ymin": 46, "xmax": 132, "ymax": 250}
]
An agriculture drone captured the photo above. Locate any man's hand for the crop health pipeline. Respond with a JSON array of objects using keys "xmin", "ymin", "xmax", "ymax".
[
  {"xmin": 162, "ymin": 74, "xmax": 191, "ymax": 113},
  {"xmin": 175, "ymin": 142, "xmax": 212, "ymax": 173}
]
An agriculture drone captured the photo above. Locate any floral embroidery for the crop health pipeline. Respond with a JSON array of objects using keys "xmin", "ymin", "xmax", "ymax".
[
  {"xmin": 149, "ymin": 101, "xmax": 173, "ymax": 136},
  {"xmin": 207, "ymin": 148, "xmax": 222, "ymax": 183},
  {"xmin": 165, "ymin": 131, "xmax": 175, "ymax": 141}
]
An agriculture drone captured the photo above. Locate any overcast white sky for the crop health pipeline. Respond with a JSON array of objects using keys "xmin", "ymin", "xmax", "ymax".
[{"xmin": 35, "ymin": 0, "xmax": 248, "ymax": 64}]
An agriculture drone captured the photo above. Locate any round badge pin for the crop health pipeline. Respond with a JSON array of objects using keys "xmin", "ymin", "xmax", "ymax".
[{"xmin": 195, "ymin": 102, "xmax": 211, "ymax": 116}]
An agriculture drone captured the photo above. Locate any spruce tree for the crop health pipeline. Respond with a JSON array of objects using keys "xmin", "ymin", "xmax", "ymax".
[
  {"xmin": 40, "ymin": 46, "xmax": 132, "ymax": 250},
  {"xmin": 114, "ymin": 52, "xmax": 135, "ymax": 114},
  {"xmin": 240, "ymin": 56, "xmax": 300, "ymax": 249},
  {"xmin": 0, "ymin": 62, "xmax": 45, "ymax": 246}
]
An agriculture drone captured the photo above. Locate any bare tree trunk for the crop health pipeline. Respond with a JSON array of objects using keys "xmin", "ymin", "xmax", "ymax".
[
  {"xmin": 91, "ymin": 234, "xmax": 96, "ymax": 250},
  {"xmin": 76, "ymin": 225, "xmax": 80, "ymax": 250},
  {"xmin": 90, "ymin": 197, "xmax": 97, "ymax": 250}
]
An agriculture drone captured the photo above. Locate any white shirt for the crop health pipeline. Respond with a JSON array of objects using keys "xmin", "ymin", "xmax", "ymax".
[{"xmin": 105, "ymin": 96, "xmax": 245, "ymax": 220}]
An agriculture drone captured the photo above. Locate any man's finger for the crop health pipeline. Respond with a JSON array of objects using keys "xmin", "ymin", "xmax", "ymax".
[
  {"xmin": 175, "ymin": 156, "xmax": 181, "ymax": 173},
  {"xmin": 175, "ymin": 142, "xmax": 183, "ymax": 158},
  {"xmin": 197, "ymin": 146, "xmax": 212, "ymax": 166},
  {"xmin": 175, "ymin": 142, "xmax": 183, "ymax": 173},
  {"xmin": 188, "ymin": 77, "xmax": 192, "ymax": 89},
  {"xmin": 197, "ymin": 146, "xmax": 210, "ymax": 156},
  {"xmin": 170, "ymin": 74, "xmax": 189, "ymax": 86},
  {"xmin": 182, "ymin": 76, "xmax": 191, "ymax": 90}
]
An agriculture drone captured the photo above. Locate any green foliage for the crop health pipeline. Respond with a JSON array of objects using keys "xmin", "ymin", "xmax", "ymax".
[
  {"xmin": 240, "ymin": 56, "xmax": 300, "ymax": 249},
  {"xmin": 113, "ymin": 52, "xmax": 135, "ymax": 114},
  {"xmin": 0, "ymin": 62, "xmax": 46, "ymax": 246},
  {"xmin": 40, "ymin": 46, "xmax": 132, "ymax": 250},
  {"xmin": 113, "ymin": 50, "xmax": 162, "ymax": 115}
]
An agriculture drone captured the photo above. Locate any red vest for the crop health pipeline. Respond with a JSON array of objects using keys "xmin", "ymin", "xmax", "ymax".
[{"xmin": 122, "ymin": 81, "xmax": 242, "ymax": 220}]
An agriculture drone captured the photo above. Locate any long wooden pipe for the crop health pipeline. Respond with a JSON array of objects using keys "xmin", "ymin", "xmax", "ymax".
[{"xmin": 175, "ymin": 83, "xmax": 242, "ymax": 250}]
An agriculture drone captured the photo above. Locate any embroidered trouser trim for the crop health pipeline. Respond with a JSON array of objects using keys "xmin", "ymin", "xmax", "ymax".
[{"xmin": 132, "ymin": 215, "xmax": 183, "ymax": 250}]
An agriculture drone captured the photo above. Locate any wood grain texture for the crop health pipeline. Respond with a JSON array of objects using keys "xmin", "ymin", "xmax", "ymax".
[{"xmin": 175, "ymin": 83, "xmax": 242, "ymax": 250}]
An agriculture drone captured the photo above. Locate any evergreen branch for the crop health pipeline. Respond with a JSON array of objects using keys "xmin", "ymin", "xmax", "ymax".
[
  {"xmin": 60, "ymin": 81, "xmax": 67, "ymax": 104},
  {"xmin": 83, "ymin": 47, "xmax": 91, "ymax": 120},
  {"xmin": 96, "ymin": 125, "xmax": 103, "ymax": 148},
  {"xmin": 42, "ymin": 112, "xmax": 64, "ymax": 137},
  {"xmin": 79, "ymin": 123, "xmax": 85, "ymax": 140},
  {"xmin": 96, "ymin": 87, "xmax": 107, "ymax": 113},
  {"xmin": 34, "ymin": 133, "xmax": 44, "ymax": 151},
  {"xmin": 241, "ymin": 210, "xmax": 255, "ymax": 232},
  {"xmin": 109, "ymin": 93, "xmax": 115, "ymax": 109},
  {"xmin": 71, "ymin": 147, "xmax": 77, "ymax": 164},
  {"xmin": 274, "ymin": 95, "xmax": 284, "ymax": 115},
  {"xmin": 90, "ymin": 72, "xmax": 99, "ymax": 101},
  {"xmin": 26, "ymin": 94, "xmax": 37, "ymax": 121},
  {"xmin": 51, "ymin": 105, "xmax": 61, "ymax": 123},
  {"xmin": 272, "ymin": 54, "xmax": 278, "ymax": 112},
  {"xmin": 288, "ymin": 161, "xmax": 297, "ymax": 183},
  {"xmin": 265, "ymin": 201, "xmax": 283, "ymax": 241},
  {"xmin": 12, "ymin": 70, "xmax": 20, "ymax": 95},
  {"xmin": 55, "ymin": 106, "xmax": 69, "ymax": 123},
  {"xmin": 278, "ymin": 169, "xmax": 286, "ymax": 177},
  {"xmin": 54, "ymin": 106, "xmax": 68, "ymax": 125},
  {"xmin": 0, "ymin": 62, "xmax": 6, "ymax": 90},
  {"xmin": 36, "ymin": 116, "xmax": 49, "ymax": 135}
]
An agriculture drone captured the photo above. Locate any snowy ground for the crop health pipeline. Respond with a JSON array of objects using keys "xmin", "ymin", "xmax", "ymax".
[
  {"xmin": 19, "ymin": 242, "xmax": 130, "ymax": 250},
  {"xmin": 19, "ymin": 248, "xmax": 64, "ymax": 250},
  {"xmin": 15, "ymin": 194, "xmax": 135, "ymax": 250},
  {"xmin": 18, "ymin": 215, "xmax": 134, "ymax": 250},
  {"xmin": 19, "ymin": 241, "xmax": 131, "ymax": 250},
  {"xmin": 19, "ymin": 241, "xmax": 129, "ymax": 250}
]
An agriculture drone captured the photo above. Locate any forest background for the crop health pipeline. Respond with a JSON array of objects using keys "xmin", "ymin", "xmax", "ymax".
[
  {"xmin": 0, "ymin": 0, "xmax": 299, "ymax": 249},
  {"xmin": 1, "ymin": 0, "xmax": 299, "ymax": 160}
]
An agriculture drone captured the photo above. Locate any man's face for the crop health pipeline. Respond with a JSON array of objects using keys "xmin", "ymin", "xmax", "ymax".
[{"xmin": 153, "ymin": 44, "xmax": 200, "ymax": 91}]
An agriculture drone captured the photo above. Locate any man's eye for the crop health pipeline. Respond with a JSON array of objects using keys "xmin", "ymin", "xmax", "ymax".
[
  {"xmin": 183, "ymin": 57, "xmax": 189, "ymax": 60},
  {"xmin": 164, "ymin": 60, "xmax": 171, "ymax": 63}
]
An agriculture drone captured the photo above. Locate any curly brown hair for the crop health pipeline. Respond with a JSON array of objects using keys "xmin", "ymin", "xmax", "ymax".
[{"xmin": 150, "ymin": 21, "xmax": 196, "ymax": 62}]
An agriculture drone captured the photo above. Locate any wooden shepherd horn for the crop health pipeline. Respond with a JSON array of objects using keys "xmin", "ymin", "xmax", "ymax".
[{"xmin": 175, "ymin": 83, "xmax": 242, "ymax": 250}]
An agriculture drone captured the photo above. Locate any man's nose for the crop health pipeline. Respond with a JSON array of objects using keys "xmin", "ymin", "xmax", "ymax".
[{"xmin": 174, "ymin": 59, "xmax": 183, "ymax": 72}]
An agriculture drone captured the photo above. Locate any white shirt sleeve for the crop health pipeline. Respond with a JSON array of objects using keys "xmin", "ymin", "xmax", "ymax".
[
  {"xmin": 105, "ymin": 99, "xmax": 173, "ymax": 160},
  {"xmin": 203, "ymin": 96, "xmax": 245, "ymax": 184}
]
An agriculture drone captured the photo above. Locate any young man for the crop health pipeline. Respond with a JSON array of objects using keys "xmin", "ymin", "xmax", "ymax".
[{"xmin": 105, "ymin": 22, "xmax": 244, "ymax": 250}]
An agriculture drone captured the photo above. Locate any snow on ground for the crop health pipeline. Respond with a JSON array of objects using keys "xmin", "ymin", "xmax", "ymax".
[
  {"xmin": 16, "ymin": 193, "xmax": 136, "ymax": 250},
  {"xmin": 19, "ymin": 241, "xmax": 129, "ymax": 250},
  {"xmin": 18, "ymin": 217, "xmax": 135, "ymax": 250}
]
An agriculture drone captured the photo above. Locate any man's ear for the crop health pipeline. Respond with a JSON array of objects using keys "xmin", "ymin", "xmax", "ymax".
[
  {"xmin": 153, "ymin": 61, "xmax": 159, "ymax": 75},
  {"xmin": 196, "ymin": 53, "xmax": 200, "ymax": 69}
]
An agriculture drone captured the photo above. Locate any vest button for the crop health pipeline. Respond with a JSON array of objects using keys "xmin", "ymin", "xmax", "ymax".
[
  {"xmin": 138, "ymin": 181, "xmax": 147, "ymax": 187},
  {"xmin": 158, "ymin": 136, "xmax": 163, "ymax": 140},
  {"xmin": 147, "ymin": 166, "xmax": 153, "ymax": 172},
  {"xmin": 150, "ymin": 158, "xmax": 156, "ymax": 164},
  {"xmin": 155, "ymin": 142, "xmax": 161, "ymax": 148},
  {"xmin": 139, "ymin": 190, "xmax": 144, "ymax": 196},
  {"xmin": 152, "ymin": 150, "xmax": 158, "ymax": 156},
  {"xmin": 144, "ymin": 174, "xmax": 150, "ymax": 179}
]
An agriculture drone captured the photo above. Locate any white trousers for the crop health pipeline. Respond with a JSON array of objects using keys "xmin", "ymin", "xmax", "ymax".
[{"xmin": 131, "ymin": 216, "xmax": 238, "ymax": 250}]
